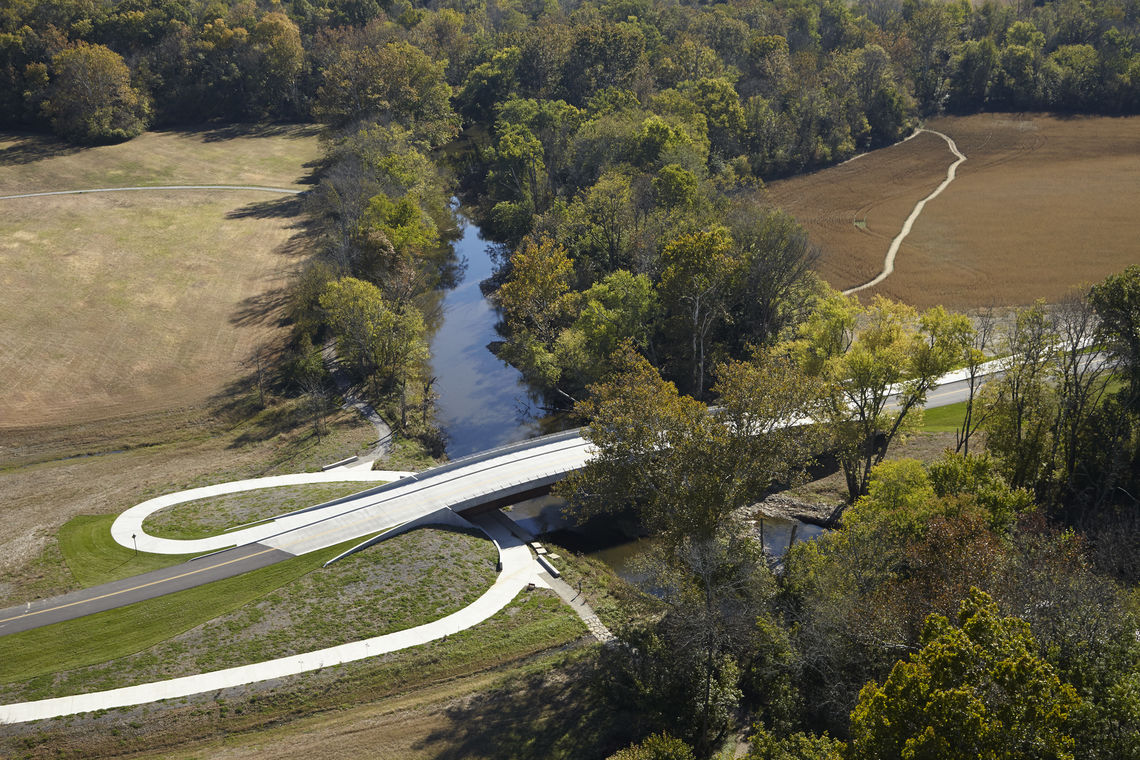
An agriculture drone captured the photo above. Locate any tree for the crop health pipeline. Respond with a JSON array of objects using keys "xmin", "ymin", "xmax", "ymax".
[
  {"xmin": 315, "ymin": 40, "xmax": 457, "ymax": 145},
  {"xmin": 980, "ymin": 302, "xmax": 1057, "ymax": 491},
  {"xmin": 560, "ymin": 22, "xmax": 646, "ymax": 106},
  {"xmin": 658, "ymin": 228, "xmax": 740, "ymax": 397},
  {"xmin": 41, "ymin": 42, "xmax": 150, "ymax": 143},
  {"xmin": 1047, "ymin": 293, "xmax": 1113, "ymax": 512},
  {"xmin": 947, "ymin": 38, "xmax": 999, "ymax": 112},
  {"xmin": 292, "ymin": 335, "xmax": 333, "ymax": 442},
  {"xmin": 745, "ymin": 728, "xmax": 845, "ymax": 760},
  {"xmin": 493, "ymin": 236, "xmax": 575, "ymax": 389},
  {"xmin": 248, "ymin": 12, "xmax": 304, "ymax": 117},
  {"xmin": 849, "ymin": 589, "xmax": 1081, "ymax": 760},
  {"xmin": 495, "ymin": 236, "xmax": 574, "ymax": 345},
  {"xmin": 353, "ymin": 191, "xmax": 441, "ymax": 303},
  {"xmin": 562, "ymin": 345, "xmax": 822, "ymax": 543},
  {"xmin": 725, "ymin": 202, "xmax": 820, "ymax": 350},
  {"xmin": 955, "ymin": 307, "xmax": 997, "ymax": 455},
  {"xmin": 684, "ymin": 77, "xmax": 746, "ymax": 157},
  {"xmin": 556, "ymin": 270, "xmax": 659, "ymax": 389},
  {"xmin": 608, "ymin": 733, "xmax": 695, "ymax": 760},
  {"xmin": 1089, "ymin": 265, "xmax": 1140, "ymax": 405},
  {"xmin": 788, "ymin": 291, "xmax": 973, "ymax": 503},
  {"xmin": 319, "ymin": 277, "xmax": 427, "ymax": 396},
  {"xmin": 458, "ymin": 46, "xmax": 521, "ymax": 122}
]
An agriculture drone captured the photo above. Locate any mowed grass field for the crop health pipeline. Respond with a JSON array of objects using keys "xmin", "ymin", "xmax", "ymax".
[
  {"xmin": 0, "ymin": 126, "xmax": 387, "ymax": 596},
  {"xmin": 0, "ymin": 126, "xmax": 320, "ymax": 431},
  {"xmin": 766, "ymin": 113, "xmax": 1140, "ymax": 308}
]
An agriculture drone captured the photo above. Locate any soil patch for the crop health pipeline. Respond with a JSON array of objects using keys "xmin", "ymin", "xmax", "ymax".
[{"xmin": 767, "ymin": 113, "xmax": 1140, "ymax": 307}]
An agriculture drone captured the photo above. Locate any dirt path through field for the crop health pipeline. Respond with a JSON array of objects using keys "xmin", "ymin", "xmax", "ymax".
[
  {"xmin": 767, "ymin": 113, "xmax": 1140, "ymax": 308},
  {"xmin": 843, "ymin": 129, "xmax": 966, "ymax": 295}
]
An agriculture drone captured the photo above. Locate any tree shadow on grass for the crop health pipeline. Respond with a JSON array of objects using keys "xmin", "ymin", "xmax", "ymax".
[
  {"xmin": 230, "ymin": 285, "xmax": 293, "ymax": 328},
  {"xmin": 187, "ymin": 122, "xmax": 322, "ymax": 143},
  {"xmin": 0, "ymin": 133, "xmax": 84, "ymax": 166},
  {"xmin": 414, "ymin": 656, "xmax": 637, "ymax": 760},
  {"xmin": 226, "ymin": 194, "xmax": 306, "ymax": 220}
]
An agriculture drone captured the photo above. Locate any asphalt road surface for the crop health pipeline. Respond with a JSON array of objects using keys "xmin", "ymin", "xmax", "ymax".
[{"xmin": 0, "ymin": 543, "xmax": 292, "ymax": 637}]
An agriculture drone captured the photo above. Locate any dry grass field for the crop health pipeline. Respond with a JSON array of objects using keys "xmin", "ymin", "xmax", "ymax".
[
  {"xmin": 0, "ymin": 125, "xmax": 319, "ymax": 194},
  {"xmin": 0, "ymin": 126, "xmax": 384, "ymax": 593},
  {"xmin": 0, "ymin": 126, "xmax": 319, "ymax": 430},
  {"xmin": 766, "ymin": 113, "xmax": 1140, "ymax": 308}
]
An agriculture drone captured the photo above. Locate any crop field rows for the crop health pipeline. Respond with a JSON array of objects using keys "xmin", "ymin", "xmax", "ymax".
[{"xmin": 767, "ymin": 113, "xmax": 1140, "ymax": 308}]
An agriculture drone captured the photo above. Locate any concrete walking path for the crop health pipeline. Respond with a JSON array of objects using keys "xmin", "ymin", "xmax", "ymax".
[
  {"xmin": 110, "ymin": 469, "xmax": 415, "ymax": 557},
  {"xmin": 0, "ymin": 512, "xmax": 540, "ymax": 724},
  {"xmin": 844, "ymin": 129, "xmax": 967, "ymax": 295},
  {"xmin": 489, "ymin": 509, "xmax": 614, "ymax": 643},
  {"xmin": 0, "ymin": 185, "xmax": 303, "ymax": 200},
  {"xmin": 322, "ymin": 341, "xmax": 393, "ymax": 464},
  {"xmin": 541, "ymin": 572, "xmax": 615, "ymax": 643}
]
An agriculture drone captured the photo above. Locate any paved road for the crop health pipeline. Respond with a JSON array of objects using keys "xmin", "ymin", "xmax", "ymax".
[
  {"xmin": 0, "ymin": 469, "xmax": 412, "ymax": 639},
  {"xmin": 112, "ymin": 434, "xmax": 592, "ymax": 558},
  {"xmin": 2, "ymin": 365, "xmax": 996, "ymax": 641},
  {"xmin": 0, "ymin": 361, "xmax": 1016, "ymax": 722},
  {"xmin": 0, "ymin": 512, "xmax": 543, "ymax": 724},
  {"xmin": 0, "ymin": 543, "xmax": 292, "ymax": 637}
]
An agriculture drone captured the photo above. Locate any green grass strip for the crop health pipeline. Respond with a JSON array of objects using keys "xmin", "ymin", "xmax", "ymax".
[
  {"xmin": 919, "ymin": 400, "xmax": 968, "ymax": 433},
  {"xmin": 59, "ymin": 514, "xmax": 199, "ymax": 588},
  {"xmin": 141, "ymin": 482, "xmax": 373, "ymax": 541},
  {"xmin": 0, "ymin": 536, "xmax": 364, "ymax": 684}
]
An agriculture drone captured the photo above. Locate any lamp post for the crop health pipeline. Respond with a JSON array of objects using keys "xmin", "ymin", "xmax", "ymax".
[{"xmin": 132, "ymin": 533, "xmax": 137, "ymax": 557}]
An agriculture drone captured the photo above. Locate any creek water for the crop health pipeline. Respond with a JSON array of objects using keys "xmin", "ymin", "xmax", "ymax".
[
  {"xmin": 507, "ymin": 494, "xmax": 826, "ymax": 584},
  {"xmin": 429, "ymin": 214, "xmax": 823, "ymax": 582},
  {"xmin": 428, "ymin": 216, "xmax": 541, "ymax": 457}
]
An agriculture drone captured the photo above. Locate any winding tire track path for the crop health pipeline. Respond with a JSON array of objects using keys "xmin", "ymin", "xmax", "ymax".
[{"xmin": 843, "ymin": 129, "xmax": 966, "ymax": 296}]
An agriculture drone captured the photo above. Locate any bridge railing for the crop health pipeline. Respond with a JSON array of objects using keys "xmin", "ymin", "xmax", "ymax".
[{"xmin": 265, "ymin": 426, "xmax": 587, "ymax": 523}]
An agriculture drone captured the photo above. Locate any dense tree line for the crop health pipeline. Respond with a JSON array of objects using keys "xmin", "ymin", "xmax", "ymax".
[
  {"xmin": 3, "ymin": 0, "xmax": 1139, "ymax": 141},
  {"xmin": 570, "ymin": 266, "xmax": 1140, "ymax": 759}
]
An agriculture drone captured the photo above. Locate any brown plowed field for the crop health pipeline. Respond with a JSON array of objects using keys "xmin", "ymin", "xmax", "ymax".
[
  {"xmin": 766, "ymin": 113, "xmax": 1140, "ymax": 308},
  {"xmin": 0, "ymin": 127, "xmax": 319, "ymax": 430}
]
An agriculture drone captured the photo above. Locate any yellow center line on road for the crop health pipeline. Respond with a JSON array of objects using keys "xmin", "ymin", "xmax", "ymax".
[
  {"xmin": 1, "ymin": 445, "xmax": 589, "ymax": 628},
  {"xmin": 0, "ymin": 547, "xmax": 278, "ymax": 625}
]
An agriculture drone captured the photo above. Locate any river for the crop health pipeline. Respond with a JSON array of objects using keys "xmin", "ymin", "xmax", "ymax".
[
  {"xmin": 428, "ymin": 213, "xmax": 823, "ymax": 582},
  {"xmin": 428, "ymin": 215, "xmax": 541, "ymax": 457}
]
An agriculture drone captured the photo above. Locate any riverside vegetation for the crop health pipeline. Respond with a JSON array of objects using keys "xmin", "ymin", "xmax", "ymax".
[{"xmin": 3, "ymin": 0, "xmax": 1140, "ymax": 756}]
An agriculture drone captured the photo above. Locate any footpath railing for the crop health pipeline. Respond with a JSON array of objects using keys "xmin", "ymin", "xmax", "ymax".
[{"xmin": 256, "ymin": 427, "xmax": 588, "ymax": 525}]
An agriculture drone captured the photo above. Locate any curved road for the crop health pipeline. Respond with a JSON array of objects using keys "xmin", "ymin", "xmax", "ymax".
[
  {"xmin": 0, "ymin": 512, "xmax": 542, "ymax": 724},
  {"xmin": 0, "ymin": 362, "xmax": 1001, "ymax": 723},
  {"xmin": 843, "ymin": 129, "xmax": 966, "ymax": 295}
]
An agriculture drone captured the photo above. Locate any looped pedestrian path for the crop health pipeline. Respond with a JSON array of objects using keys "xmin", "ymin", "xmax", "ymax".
[{"xmin": 0, "ymin": 512, "xmax": 542, "ymax": 724}]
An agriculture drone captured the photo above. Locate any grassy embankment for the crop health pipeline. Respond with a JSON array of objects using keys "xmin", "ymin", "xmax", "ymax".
[
  {"xmin": 0, "ymin": 527, "xmax": 499, "ymax": 701},
  {"xmin": 141, "ymin": 482, "xmax": 374, "ymax": 540},
  {"xmin": 0, "ymin": 544, "xmax": 640, "ymax": 760}
]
